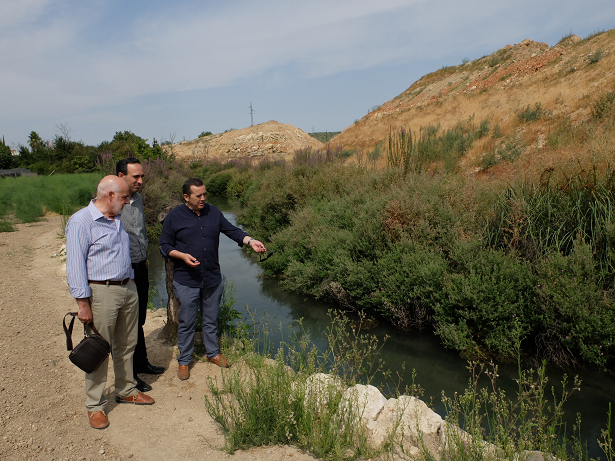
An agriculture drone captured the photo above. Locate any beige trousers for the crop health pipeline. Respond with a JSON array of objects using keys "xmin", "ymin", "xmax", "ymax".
[{"xmin": 85, "ymin": 281, "xmax": 139, "ymax": 412}]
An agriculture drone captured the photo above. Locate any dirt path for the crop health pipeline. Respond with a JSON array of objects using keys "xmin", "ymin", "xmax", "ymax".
[{"xmin": 0, "ymin": 216, "xmax": 316, "ymax": 461}]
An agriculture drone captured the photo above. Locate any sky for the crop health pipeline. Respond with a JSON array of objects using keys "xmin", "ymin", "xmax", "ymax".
[{"xmin": 1, "ymin": 0, "xmax": 614, "ymax": 148}]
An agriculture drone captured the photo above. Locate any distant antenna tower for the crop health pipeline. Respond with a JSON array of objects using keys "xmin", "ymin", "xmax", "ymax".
[{"xmin": 249, "ymin": 102, "xmax": 254, "ymax": 127}]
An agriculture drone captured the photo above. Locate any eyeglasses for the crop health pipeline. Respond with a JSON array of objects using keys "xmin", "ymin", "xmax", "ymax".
[{"xmin": 258, "ymin": 251, "xmax": 274, "ymax": 263}]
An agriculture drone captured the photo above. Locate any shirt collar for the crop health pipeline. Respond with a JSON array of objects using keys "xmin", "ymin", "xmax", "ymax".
[{"xmin": 87, "ymin": 199, "xmax": 121, "ymax": 223}]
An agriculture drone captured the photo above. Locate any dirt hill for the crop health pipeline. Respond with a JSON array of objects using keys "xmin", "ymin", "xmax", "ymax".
[
  {"xmin": 166, "ymin": 120, "xmax": 324, "ymax": 162},
  {"xmin": 333, "ymin": 29, "xmax": 615, "ymax": 178}
]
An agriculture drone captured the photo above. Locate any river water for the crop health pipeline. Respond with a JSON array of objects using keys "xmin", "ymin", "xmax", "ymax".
[{"xmin": 147, "ymin": 196, "xmax": 614, "ymax": 458}]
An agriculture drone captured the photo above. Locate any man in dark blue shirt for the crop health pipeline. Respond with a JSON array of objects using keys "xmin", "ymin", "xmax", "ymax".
[{"xmin": 159, "ymin": 178, "xmax": 266, "ymax": 380}]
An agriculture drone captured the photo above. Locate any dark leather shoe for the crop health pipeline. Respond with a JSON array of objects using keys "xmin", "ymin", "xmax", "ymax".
[
  {"xmin": 115, "ymin": 391, "xmax": 155, "ymax": 405},
  {"xmin": 206, "ymin": 353, "xmax": 230, "ymax": 368},
  {"xmin": 135, "ymin": 363, "xmax": 166, "ymax": 375},
  {"xmin": 178, "ymin": 365, "xmax": 190, "ymax": 381},
  {"xmin": 88, "ymin": 411, "xmax": 109, "ymax": 429},
  {"xmin": 135, "ymin": 376, "xmax": 152, "ymax": 392}
]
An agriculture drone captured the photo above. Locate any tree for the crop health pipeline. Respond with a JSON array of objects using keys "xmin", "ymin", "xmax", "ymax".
[
  {"xmin": 28, "ymin": 131, "xmax": 44, "ymax": 154},
  {"xmin": 0, "ymin": 138, "xmax": 13, "ymax": 169}
]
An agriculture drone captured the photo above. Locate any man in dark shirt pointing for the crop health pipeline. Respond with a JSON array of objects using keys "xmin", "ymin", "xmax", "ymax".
[{"xmin": 159, "ymin": 178, "xmax": 266, "ymax": 380}]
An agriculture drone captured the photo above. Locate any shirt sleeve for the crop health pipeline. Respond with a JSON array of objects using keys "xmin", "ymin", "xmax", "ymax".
[
  {"xmin": 65, "ymin": 218, "xmax": 92, "ymax": 299},
  {"xmin": 219, "ymin": 210, "xmax": 249, "ymax": 246},
  {"xmin": 158, "ymin": 211, "xmax": 176, "ymax": 258}
]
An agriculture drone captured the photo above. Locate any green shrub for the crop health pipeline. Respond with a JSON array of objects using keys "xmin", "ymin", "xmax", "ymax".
[
  {"xmin": 587, "ymin": 48, "xmax": 605, "ymax": 64},
  {"xmin": 433, "ymin": 241, "xmax": 538, "ymax": 358},
  {"xmin": 536, "ymin": 242, "xmax": 615, "ymax": 367},
  {"xmin": 0, "ymin": 221, "xmax": 14, "ymax": 232},
  {"xmin": 517, "ymin": 102, "xmax": 547, "ymax": 123},
  {"xmin": 373, "ymin": 242, "xmax": 448, "ymax": 329},
  {"xmin": 593, "ymin": 89, "xmax": 615, "ymax": 119},
  {"xmin": 205, "ymin": 172, "xmax": 233, "ymax": 195}
]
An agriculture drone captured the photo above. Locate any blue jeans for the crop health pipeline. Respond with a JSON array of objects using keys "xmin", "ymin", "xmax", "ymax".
[{"xmin": 173, "ymin": 280, "xmax": 223, "ymax": 364}]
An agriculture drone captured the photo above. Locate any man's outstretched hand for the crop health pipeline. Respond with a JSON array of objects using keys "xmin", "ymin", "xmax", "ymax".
[{"xmin": 248, "ymin": 239, "xmax": 267, "ymax": 254}]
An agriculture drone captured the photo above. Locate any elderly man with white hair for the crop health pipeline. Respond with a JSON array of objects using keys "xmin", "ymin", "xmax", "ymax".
[{"xmin": 66, "ymin": 175, "xmax": 155, "ymax": 430}]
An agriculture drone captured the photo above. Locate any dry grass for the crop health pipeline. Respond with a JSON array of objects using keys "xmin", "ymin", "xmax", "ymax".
[{"xmin": 336, "ymin": 28, "xmax": 615, "ymax": 183}]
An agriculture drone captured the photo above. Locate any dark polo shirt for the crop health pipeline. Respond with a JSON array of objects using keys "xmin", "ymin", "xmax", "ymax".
[{"xmin": 159, "ymin": 203, "xmax": 248, "ymax": 288}]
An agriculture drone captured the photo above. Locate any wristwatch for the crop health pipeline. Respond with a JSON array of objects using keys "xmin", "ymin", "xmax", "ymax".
[{"xmin": 247, "ymin": 238, "xmax": 254, "ymax": 246}]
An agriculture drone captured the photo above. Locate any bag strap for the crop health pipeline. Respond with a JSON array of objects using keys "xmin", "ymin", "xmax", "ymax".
[
  {"xmin": 63, "ymin": 312, "xmax": 104, "ymax": 351},
  {"xmin": 63, "ymin": 312, "xmax": 77, "ymax": 350}
]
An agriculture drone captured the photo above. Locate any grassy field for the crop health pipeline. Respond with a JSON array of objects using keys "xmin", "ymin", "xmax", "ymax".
[{"xmin": 0, "ymin": 173, "xmax": 100, "ymax": 230}]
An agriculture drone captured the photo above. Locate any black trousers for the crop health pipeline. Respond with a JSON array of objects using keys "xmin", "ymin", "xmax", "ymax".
[{"xmin": 132, "ymin": 260, "xmax": 149, "ymax": 371}]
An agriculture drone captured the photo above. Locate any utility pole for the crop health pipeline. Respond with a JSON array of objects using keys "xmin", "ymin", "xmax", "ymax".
[{"xmin": 248, "ymin": 102, "xmax": 254, "ymax": 127}]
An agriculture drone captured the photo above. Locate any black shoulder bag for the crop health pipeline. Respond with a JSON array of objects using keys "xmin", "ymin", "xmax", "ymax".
[{"xmin": 63, "ymin": 312, "xmax": 111, "ymax": 373}]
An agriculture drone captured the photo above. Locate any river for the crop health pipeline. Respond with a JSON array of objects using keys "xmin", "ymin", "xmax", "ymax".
[{"xmin": 147, "ymin": 196, "xmax": 614, "ymax": 458}]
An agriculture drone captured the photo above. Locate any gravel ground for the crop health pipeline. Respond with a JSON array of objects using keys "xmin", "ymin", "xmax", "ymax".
[{"xmin": 0, "ymin": 216, "xmax": 318, "ymax": 461}]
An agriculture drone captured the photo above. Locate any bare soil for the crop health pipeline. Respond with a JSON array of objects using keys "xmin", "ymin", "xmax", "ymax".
[{"xmin": 0, "ymin": 216, "xmax": 317, "ymax": 461}]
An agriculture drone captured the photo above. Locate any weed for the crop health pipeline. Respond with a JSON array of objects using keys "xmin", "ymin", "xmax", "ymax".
[
  {"xmin": 146, "ymin": 285, "xmax": 159, "ymax": 312},
  {"xmin": 557, "ymin": 30, "xmax": 575, "ymax": 45},
  {"xmin": 481, "ymin": 151, "xmax": 499, "ymax": 170},
  {"xmin": 599, "ymin": 403, "xmax": 615, "ymax": 461},
  {"xmin": 0, "ymin": 221, "xmax": 14, "ymax": 232},
  {"xmin": 203, "ymin": 312, "xmax": 387, "ymax": 458},
  {"xmin": 584, "ymin": 29, "xmax": 607, "ymax": 41},
  {"xmin": 517, "ymin": 102, "xmax": 548, "ymax": 123},
  {"xmin": 488, "ymin": 55, "xmax": 501, "ymax": 67},
  {"xmin": 587, "ymin": 48, "xmax": 605, "ymax": 64},
  {"xmin": 593, "ymin": 89, "xmax": 615, "ymax": 119},
  {"xmin": 499, "ymin": 72, "xmax": 512, "ymax": 82},
  {"xmin": 442, "ymin": 356, "xmax": 584, "ymax": 458}
]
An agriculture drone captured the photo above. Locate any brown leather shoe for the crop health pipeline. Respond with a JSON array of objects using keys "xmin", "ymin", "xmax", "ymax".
[
  {"xmin": 206, "ymin": 353, "xmax": 230, "ymax": 368},
  {"xmin": 115, "ymin": 391, "xmax": 155, "ymax": 405},
  {"xmin": 178, "ymin": 364, "xmax": 190, "ymax": 380},
  {"xmin": 88, "ymin": 411, "xmax": 109, "ymax": 430}
]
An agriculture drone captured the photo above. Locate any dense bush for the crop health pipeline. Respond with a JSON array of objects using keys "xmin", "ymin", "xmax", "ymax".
[
  {"xmin": 433, "ymin": 241, "xmax": 538, "ymax": 358},
  {"xmin": 536, "ymin": 242, "xmax": 615, "ymax": 367},
  {"xmin": 205, "ymin": 172, "xmax": 233, "ymax": 195},
  {"xmin": 203, "ymin": 143, "xmax": 615, "ymax": 369}
]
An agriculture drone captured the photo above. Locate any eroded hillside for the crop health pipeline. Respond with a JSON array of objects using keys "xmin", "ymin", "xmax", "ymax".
[{"xmin": 334, "ymin": 29, "xmax": 615, "ymax": 179}]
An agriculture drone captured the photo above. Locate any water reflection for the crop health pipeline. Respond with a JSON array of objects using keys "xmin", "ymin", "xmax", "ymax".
[{"xmin": 146, "ymin": 196, "xmax": 614, "ymax": 458}]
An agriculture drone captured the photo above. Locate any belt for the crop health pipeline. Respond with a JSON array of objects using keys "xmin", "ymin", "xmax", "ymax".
[{"xmin": 89, "ymin": 279, "xmax": 130, "ymax": 286}]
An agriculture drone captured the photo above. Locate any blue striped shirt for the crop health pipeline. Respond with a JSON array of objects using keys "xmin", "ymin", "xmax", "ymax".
[{"xmin": 65, "ymin": 200, "xmax": 134, "ymax": 299}]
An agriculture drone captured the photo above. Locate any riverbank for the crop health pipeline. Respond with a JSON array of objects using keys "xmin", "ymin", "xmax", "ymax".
[{"xmin": 0, "ymin": 216, "xmax": 316, "ymax": 461}]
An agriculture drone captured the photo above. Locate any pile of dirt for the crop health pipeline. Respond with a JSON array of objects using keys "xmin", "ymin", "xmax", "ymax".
[{"xmin": 166, "ymin": 120, "xmax": 324, "ymax": 162}]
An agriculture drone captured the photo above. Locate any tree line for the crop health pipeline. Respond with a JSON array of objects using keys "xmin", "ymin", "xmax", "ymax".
[{"xmin": 0, "ymin": 130, "xmax": 167, "ymax": 175}]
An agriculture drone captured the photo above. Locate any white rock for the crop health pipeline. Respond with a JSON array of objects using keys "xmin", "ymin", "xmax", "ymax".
[
  {"xmin": 303, "ymin": 373, "xmax": 344, "ymax": 413},
  {"xmin": 338, "ymin": 384, "xmax": 387, "ymax": 428},
  {"xmin": 367, "ymin": 395, "xmax": 443, "ymax": 457}
]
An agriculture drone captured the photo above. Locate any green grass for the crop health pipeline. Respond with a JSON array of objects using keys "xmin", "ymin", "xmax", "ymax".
[
  {"xmin": 0, "ymin": 221, "xmax": 15, "ymax": 232},
  {"xmin": 0, "ymin": 173, "xmax": 100, "ymax": 225}
]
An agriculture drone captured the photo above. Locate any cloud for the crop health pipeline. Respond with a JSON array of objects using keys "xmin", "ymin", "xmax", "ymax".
[{"xmin": 1, "ymin": 0, "xmax": 614, "ymax": 144}]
